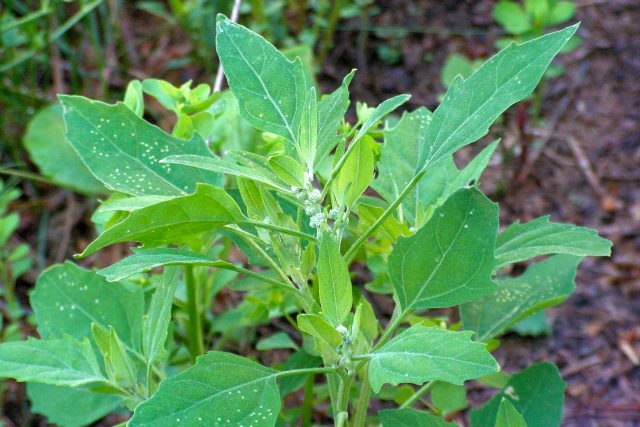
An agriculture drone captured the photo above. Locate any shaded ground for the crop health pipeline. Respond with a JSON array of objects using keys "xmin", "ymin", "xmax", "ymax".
[{"xmin": 1, "ymin": 0, "xmax": 639, "ymax": 425}]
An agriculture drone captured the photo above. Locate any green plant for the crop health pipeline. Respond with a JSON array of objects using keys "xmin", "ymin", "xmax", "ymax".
[
  {"xmin": 0, "ymin": 180, "xmax": 31, "ymax": 324},
  {"xmin": 0, "ymin": 16, "xmax": 611, "ymax": 426},
  {"xmin": 494, "ymin": 0, "xmax": 580, "ymax": 77}
]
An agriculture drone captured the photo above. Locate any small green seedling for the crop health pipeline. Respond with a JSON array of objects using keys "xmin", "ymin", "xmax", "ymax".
[{"xmin": 0, "ymin": 15, "xmax": 610, "ymax": 427}]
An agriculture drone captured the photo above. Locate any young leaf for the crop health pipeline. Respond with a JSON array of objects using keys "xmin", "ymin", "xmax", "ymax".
[
  {"xmin": 77, "ymin": 184, "xmax": 243, "ymax": 257},
  {"xmin": 471, "ymin": 362, "xmax": 565, "ymax": 427},
  {"xmin": 297, "ymin": 314, "xmax": 343, "ymax": 348},
  {"xmin": 368, "ymin": 325, "xmax": 499, "ymax": 393},
  {"xmin": 30, "ymin": 262, "xmax": 144, "ymax": 353},
  {"xmin": 23, "ymin": 103, "xmax": 106, "ymax": 195},
  {"xmin": 59, "ymin": 96, "xmax": 222, "ymax": 196},
  {"xmin": 389, "ymin": 188, "xmax": 498, "ymax": 311},
  {"xmin": 129, "ymin": 351, "xmax": 280, "ymax": 426},
  {"xmin": 298, "ymin": 86, "xmax": 318, "ymax": 170},
  {"xmin": 143, "ymin": 267, "xmax": 180, "ymax": 366},
  {"xmin": 316, "ymin": 70, "xmax": 355, "ymax": 166},
  {"xmin": 335, "ymin": 135, "xmax": 375, "ymax": 208},
  {"xmin": 268, "ymin": 154, "xmax": 306, "ymax": 188},
  {"xmin": 0, "ymin": 337, "xmax": 105, "ymax": 387},
  {"xmin": 92, "ymin": 325, "xmax": 138, "ymax": 388},
  {"xmin": 420, "ymin": 25, "xmax": 578, "ymax": 169},
  {"xmin": 495, "ymin": 215, "xmax": 611, "ymax": 269},
  {"xmin": 461, "ymin": 254, "xmax": 581, "ymax": 341},
  {"xmin": 162, "ymin": 153, "xmax": 288, "ymax": 191},
  {"xmin": 495, "ymin": 399, "xmax": 527, "ymax": 427},
  {"xmin": 98, "ymin": 247, "xmax": 227, "ymax": 282},
  {"xmin": 318, "ymin": 232, "xmax": 353, "ymax": 326},
  {"xmin": 379, "ymin": 408, "xmax": 457, "ymax": 427},
  {"xmin": 216, "ymin": 14, "xmax": 307, "ymax": 143}
]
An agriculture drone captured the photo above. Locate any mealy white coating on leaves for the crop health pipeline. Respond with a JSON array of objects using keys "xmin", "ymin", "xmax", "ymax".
[
  {"xmin": 59, "ymin": 96, "xmax": 221, "ymax": 196},
  {"xmin": 461, "ymin": 254, "xmax": 582, "ymax": 341},
  {"xmin": 368, "ymin": 325, "xmax": 499, "ymax": 392}
]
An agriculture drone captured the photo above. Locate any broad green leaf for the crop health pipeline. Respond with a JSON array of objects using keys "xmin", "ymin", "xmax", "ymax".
[
  {"xmin": 431, "ymin": 381, "xmax": 469, "ymax": 416},
  {"xmin": 374, "ymin": 107, "xmax": 498, "ymax": 225},
  {"xmin": 495, "ymin": 215, "xmax": 611, "ymax": 269},
  {"xmin": 495, "ymin": 399, "xmax": 527, "ymax": 427},
  {"xmin": 98, "ymin": 247, "xmax": 228, "ymax": 282},
  {"xmin": 59, "ymin": 95, "xmax": 222, "ymax": 196},
  {"xmin": 318, "ymin": 232, "xmax": 353, "ymax": 326},
  {"xmin": 461, "ymin": 254, "xmax": 580, "ymax": 342},
  {"xmin": 471, "ymin": 362, "xmax": 565, "ymax": 427},
  {"xmin": 129, "ymin": 351, "xmax": 280, "ymax": 426},
  {"xmin": 97, "ymin": 195, "xmax": 175, "ymax": 213},
  {"xmin": 316, "ymin": 70, "xmax": 355, "ymax": 166},
  {"xmin": 493, "ymin": 1, "xmax": 531, "ymax": 35},
  {"xmin": 256, "ymin": 332, "xmax": 298, "ymax": 351},
  {"xmin": 389, "ymin": 188, "xmax": 498, "ymax": 311},
  {"xmin": 298, "ymin": 86, "xmax": 318, "ymax": 170},
  {"xmin": 379, "ymin": 408, "xmax": 457, "ymax": 427},
  {"xmin": 268, "ymin": 154, "xmax": 305, "ymax": 188},
  {"xmin": 23, "ymin": 103, "xmax": 106, "ymax": 195},
  {"xmin": 163, "ymin": 153, "xmax": 288, "ymax": 191},
  {"xmin": 420, "ymin": 25, "xmax": 578, "ymax": 169},
  {"xmin": 216, "ymin": 14, "xmax": 307, "ymax": 143},
  {"xmin": 77, "ymin": 184, "xmax": 243, "ymax": 257},
  {"xmin": 27, "ymin": 383, "xmax": 121, "ymax": 427},
  {"xmin": 335, "ymin": 135, "xmax": 375, "ymax": 207},
  {"xmin": 297, "ymin": 314, "xmax": 343, "ymax": 349},
  {"xmin": 368, "ymin": 325, "xmax": 499, "ymax": 393},
  {"xmin": 0, "ymin": 337, "xmax": 105, "ymax": 387},
  {"xmin": 374, "ymin": 108, "xmax": 434, "ymax": 220},
  {"xmin": 143, "ymin": 267, "xmax": 180, "ymax": 366},
  {"xmin": 30, "ymin": 262, "xmax": 144, "ymax": 353}
]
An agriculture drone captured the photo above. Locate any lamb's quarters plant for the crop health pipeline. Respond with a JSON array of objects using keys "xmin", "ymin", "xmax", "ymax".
[{"xmin": 0, "ymin": 15, "xmax": 612, "ymax": 426}]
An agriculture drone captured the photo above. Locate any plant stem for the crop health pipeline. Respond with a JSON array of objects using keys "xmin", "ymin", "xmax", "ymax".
[
  {"xmin": 335, "ymin": 370, "xmax": 351, "ymax": 427},
  {"xmin": 184, "ymin": 266, "xmax": 204, "ymax": 362},
  {"xmin": 301, "ymin": 374, "xmax": 315, "ymax": 427},
  {"xmin": 344, "ymin": 169, "xmax": 425, "ymax": 263},
  {"xmin": 352, "ymin": 371, "xmax": 371, "ymax": 427},
  {"xmin": 243, "ymin": 220, "xmax": 317, "ymax": 242},
  {"xmin": 275, "ymin": 366, "xmax": 337, "ymax": 378},
  {"xmin": 399, "ymin": 381, "xmax": 435, "ymax": 409}
]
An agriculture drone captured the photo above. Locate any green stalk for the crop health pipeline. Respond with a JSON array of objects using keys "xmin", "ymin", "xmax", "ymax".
[
  {"xmin": 399, "ymin": 381, "xmax": 435, "ymax": 409},
  {"xmin": 344, "ymin": 168, "xmax": 426, "ymax": 262},
  {"xmin": 243, "ymin": 220, "xmax": 317, "ymax": 242},
  {"xmin": 352, "ymin": 371, "xmax": 371, "ymax": 427},
  {"xmin": 335, "ymin": 370, "xmax": 352, "ymax": 427},
  {"xmin": 184, "ymin": 266, "xmax": 204, "ymax": 362},
  {"xmin": 301, "ymin": 374, "xmax": 315, "ymax": 427}
]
